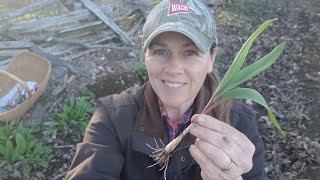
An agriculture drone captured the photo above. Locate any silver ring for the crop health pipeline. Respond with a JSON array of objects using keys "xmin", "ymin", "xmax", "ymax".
[{"xmin": 222, "ymin": 161, "xmax": 234, "ymax": 172}]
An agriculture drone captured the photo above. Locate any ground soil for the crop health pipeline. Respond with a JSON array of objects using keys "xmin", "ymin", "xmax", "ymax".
[{"xmin": 1, "ymin": 0, "xmax": 319, "ymax": 179}]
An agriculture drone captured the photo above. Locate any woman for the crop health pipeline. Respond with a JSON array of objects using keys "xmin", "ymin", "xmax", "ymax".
[{"xmin": 66, "ymin": 0, "xmax": 268, "ymax": 179}]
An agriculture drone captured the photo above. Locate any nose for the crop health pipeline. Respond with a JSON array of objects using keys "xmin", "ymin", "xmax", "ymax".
[{"xmin": 163, "ymin": 57, "xmax": 184, "ymax": 75}]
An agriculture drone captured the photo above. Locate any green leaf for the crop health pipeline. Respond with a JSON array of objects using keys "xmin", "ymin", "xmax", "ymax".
[
  {"xmin": 0, "ymin": 143, "xmax": 5, "ymax": 155},
  {"xmin": 0, "ymin": 128, "xmax": 6, "ymax": 140},
  {"xmin": 32, "ymin": 144, "xmax": 43, "ymax": 155},
  {"xmin": 224, "ymin": 42, "xmax": 286, "ymax": 93},
  {"xmin": 22, "ymin": 163, "xmax": 32, "ymax": 176},
  {"xmin": 215, "ymin": 18, "xmax": 278, "ymax": 97},
  {"xmin": 0, "ymin": 160, "xmax": 7, "ymax": 168},
  {"xmin": 12, "ymin": 148, "xmax": 19, "ymax": 162},
  {"xmin": 220, "ymin": 88, "xmax": 287, "ymax": 136},
  {"xmin": 40, "ymin": 161, "xmax": 49, "ymax": 168},
  {"xmin": 15, "ymin": 133, "xmax": 27, "ymax": 155},
  {"xmin": 5, "ymin": 139, "xmax": 14, "ymax": 161}
]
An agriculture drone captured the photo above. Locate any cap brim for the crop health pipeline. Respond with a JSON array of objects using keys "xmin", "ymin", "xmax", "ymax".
[{"xmin": 143, "ymin": 22, "xmax": 214, "ymax": 54}]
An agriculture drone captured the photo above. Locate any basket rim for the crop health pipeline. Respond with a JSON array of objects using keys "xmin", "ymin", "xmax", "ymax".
[{"xmin": 0, "ymin": 51, "xmax": 52, "ymax": 121}]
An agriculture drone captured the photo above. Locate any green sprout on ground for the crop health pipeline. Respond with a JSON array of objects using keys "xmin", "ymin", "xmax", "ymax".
[
  {"xmin": 43, "ymin": 96, "xmax": 95, "ymax": 139},
  {"xmin": 80, "ymin": 85, "xmax": 96, "ymax": 101},
  {"xmin": 0, "ymin": 121, "xmax": 52, "ymax": 178},
  {"xmin": 147, "ymin": 18, "xmax": 286, "ymax": 180},
  {"xmin": 134, "ymin": 62, "xmax": 148, "ymax": 81}
]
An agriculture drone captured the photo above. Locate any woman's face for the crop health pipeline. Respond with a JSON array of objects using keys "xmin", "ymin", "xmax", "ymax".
[{"xmin": 145, "ymin": 32, "xmax": 217, "ymax": 109}]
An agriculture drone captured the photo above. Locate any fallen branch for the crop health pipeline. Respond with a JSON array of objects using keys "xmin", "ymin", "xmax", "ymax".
[
  {"xmin": 79, "ymin": 0, "xmax": 135, "ymax": 45},
  {"xmin": 0, "ymin": 0, "xmax": 58, "ymax": 21},
  {"xmin": 8, "ymin": 31, "xmax": 81, "ymax": 74},
  {"xmin": 10, "ymin": 9, "xmax": 91, "ymax": 32},
  {"xmin": 0, "ymin": 49, "xmax": 28, "ymax": 57},
  {"xmin": 0, "ymin": 41, "xmax": 34, "ymax": 49},
  {"xmin": 43, "ymin": 37, "xmax": 137, "ymax": 50},
  {"xmin": 127, "ymin": 17, "xmax": 144, "ymax": 36}
]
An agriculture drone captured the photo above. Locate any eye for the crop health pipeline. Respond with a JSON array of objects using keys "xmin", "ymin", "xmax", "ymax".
[
  {"xmin": 154, "ymin": 49, "xmax": 167, "ymax": 55},
  {"xmin": 185, "ymin": 50, "xmax": 196, "ymax": 56}
]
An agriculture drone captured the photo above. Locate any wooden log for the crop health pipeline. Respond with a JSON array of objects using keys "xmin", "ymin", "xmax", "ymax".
[
  {"xmin": 79, "ymin": 0, "xmax": 134, "ymax": 45},
  {"xmin": 2, "ymin": 32, "xmax": 56, "ymax": 42},
  {"xmin": 46, "ymin": 38, "xmax": 88, "ymax": 47},
  {"xmin": 0, "ymin": 0, "xmax": 58, "ymax": 21},
  {"xmin": 46, "ymin": 31, "xmax": 117, "ymax": 55},
  {"xmin": 0, "ymin": 58, "xmax": 10, "ymax": 66},
  {"xmin": 127, "ymin": 17, "xmax": 144, "ymax": 36},
  {"xmin": 45, "ymin": 30, "xmax": 113, "ymax": 50},
  {"xmin": 0, "ymin": 58, "xmax": 10, "ymax": 70},
  {"xmin": 0, "ymin": 49, "xmax": 28, "ymax": 57},
  {"xmin": 23, "ymin": 28, "xmax": 98, "ymax": 44},
  {"xmin": 8, "ymin": 31, "xmax": 81, "ymax": 74},
  {"xmin": 0, "ymin": 26, "xmax": 9, "ymax": 36},
  {"xmin": 61, "ymin": 0, "xmax": 83, "ymax": 11},
  {"xmin": 61, "ymin": 49, "xmax": 97, "ymax": 61},
  {"xmin": 55, "ymin": 43, "xmax": 136, "ymax": 59},
  {"xmin": 116, "ymin": 8, "xmax": 138, "ymax": 21},
  {"xmin": 85, "ymin": 44, "xmax": 139, "ymax": 50},
  {"xmin": 0, "ymin": 41, "xmax": 34, "ymax": 49},
  {"xmin": 10, "ymin": 9, "xmax": 91, "ymax": 32},
  {"xmin": 56, "ymin": 0, "xmax": 64, "ymax": 15},
  {"xmin": 61, "ymin": 0, "xmax": 116, "ymax": 16},
  {"xmin": 76, "ymin": 31, "xmax": 115, "ymax": 44},
  {"xmin": 51, "ymin": 45, "xmax": 84, "ymax": 56},
  {"xmin": 89, "ymin": 32, "xmax": 117, "ymax": 44},
  {"xmin": 56, "ymin": 23, "xmax": 107, "ymax": 40},
  {"xmin": 38, "ymin": 30, "xmax": 102, "ymax": 52},
  {"xmin": 59, "ymin": 21, "xmax": 103, "ymax": 34},
  {"xmin": 129, "ymin": 0, "xmax": 153, "ymax": 8}
]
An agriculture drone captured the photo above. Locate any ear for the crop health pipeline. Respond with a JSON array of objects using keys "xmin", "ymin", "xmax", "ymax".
[{"xmin": 207, "ymin": 47, "xmax": 219, "ymax": 73}]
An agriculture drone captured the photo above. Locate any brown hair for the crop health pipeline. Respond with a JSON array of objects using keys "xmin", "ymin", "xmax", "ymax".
[
  {"xmin": 206, "ymin": 44, "xmax": 232, "ymax": 124},
  {"xmin": 206, "ymin": 69, "xmax": 232, "ymax": 124}
]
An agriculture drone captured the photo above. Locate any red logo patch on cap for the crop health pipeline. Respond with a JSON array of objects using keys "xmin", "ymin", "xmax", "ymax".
[{"xmin": 168, "ymin": 2, "xmax": 189, "ymax": 15}]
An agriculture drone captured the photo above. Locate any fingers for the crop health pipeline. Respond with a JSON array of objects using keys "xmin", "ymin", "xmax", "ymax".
[
  {"xmin": 189, "ymin": 114, "xmax": 255, "ymax": 175},
  {"xmin": 194, "ymin": 138, "xmax": 236, "ymax": 170},
  {"xmin": 189, "ymin": 145, "xmax": 224, "ymax": 180},
  {"xmin": 189, "ymin": 123, "xmax": 248, "ymax": 164},
  {"xmin": 191, "ymin": 114, "xmax": 255, "ymax": 154},
  {"xmin": 201, "ymin": 169, "xmax": 216, "ymax": 180},
  {"xmin": 189, "ymin": 144, "xmax": 241, "ymax": 180}
]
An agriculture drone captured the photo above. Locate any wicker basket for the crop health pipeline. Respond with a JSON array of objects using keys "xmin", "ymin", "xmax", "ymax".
[{"xmin": 0, "ymin": 52, "xmax": 52, "ymax": 122}]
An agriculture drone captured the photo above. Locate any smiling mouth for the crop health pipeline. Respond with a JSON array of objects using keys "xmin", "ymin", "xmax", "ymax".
[{"xmin": 163, "ymin": 80, "xmax": 185, "ymax": 88}]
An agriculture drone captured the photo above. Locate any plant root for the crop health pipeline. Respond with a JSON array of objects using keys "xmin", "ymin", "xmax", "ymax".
[{"xmin": 146, "ymin": 138, "xmax": 171, "ymax": 180}]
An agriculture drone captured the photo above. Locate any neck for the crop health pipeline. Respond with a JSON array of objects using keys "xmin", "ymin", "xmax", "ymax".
[{"xmin": 164, "ymin": 100, "xmax": 193, "ymax": 122}]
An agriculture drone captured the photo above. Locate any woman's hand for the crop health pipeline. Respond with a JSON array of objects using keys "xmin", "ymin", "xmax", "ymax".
[{"xmin": 188, "ymin": 114, "xmax": 255, "ymax": 180}]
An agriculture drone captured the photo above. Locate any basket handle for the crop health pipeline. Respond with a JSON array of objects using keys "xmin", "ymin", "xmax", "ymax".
[{"xmin": 0, "ymin": 70, "xmax": 33, "ymax": 98}]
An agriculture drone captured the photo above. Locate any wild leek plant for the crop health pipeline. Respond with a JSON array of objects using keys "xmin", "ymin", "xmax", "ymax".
[
  {"xmin": 0, "ymin": 121, "xmax": 52, "ymax": 177},
  {"xmin": 148, "ymin": 18, "xmax": 287, "ymax": 178},
  {"xmin": 43, "ymin": 96, "xmax": 94, "ymax": 139}
]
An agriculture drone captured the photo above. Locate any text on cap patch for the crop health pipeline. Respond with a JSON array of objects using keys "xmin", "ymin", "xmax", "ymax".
[{"xmin": 168, "ymin": 2, "xmax": 189, "ymax": 15}]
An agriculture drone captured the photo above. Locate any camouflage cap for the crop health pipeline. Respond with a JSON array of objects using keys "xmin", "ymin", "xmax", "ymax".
[{"xmin": 143, "ymin": 0, "xmax": 218, "ymax": 54}]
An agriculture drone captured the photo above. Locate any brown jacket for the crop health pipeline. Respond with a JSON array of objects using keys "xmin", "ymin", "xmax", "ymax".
[{"xmin": 66, "ymin": 79, "xmax": 268, "ymax": 180}]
